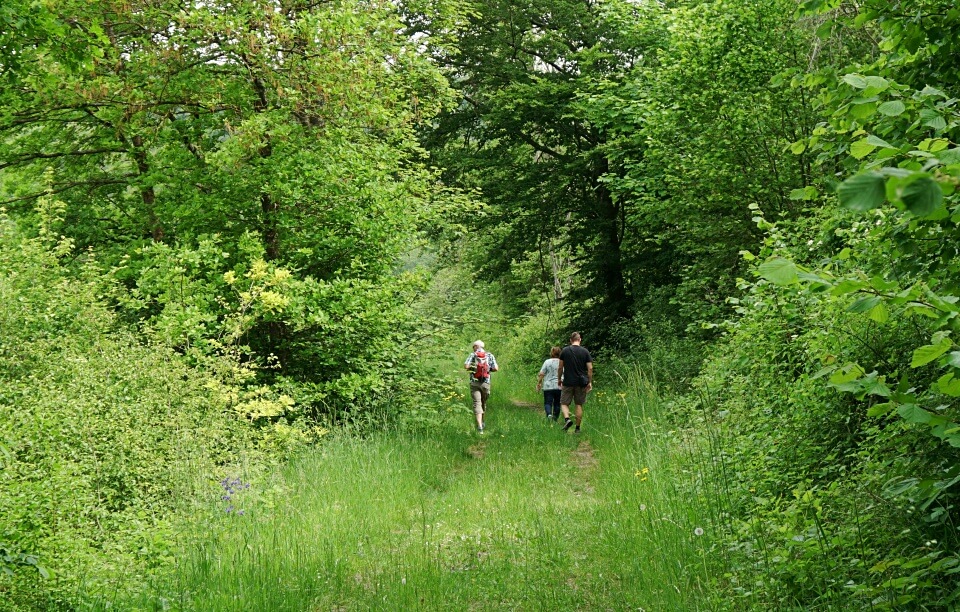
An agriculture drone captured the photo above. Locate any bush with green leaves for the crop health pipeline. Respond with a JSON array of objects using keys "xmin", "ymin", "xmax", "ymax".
[
  {"xmin": 685, "ymin": 257, "xmax": 957, "ymax": 607},
  {"xmin": 664, "ymin": 2, "xmax": 960, "ymax": 607},
  {"xmin": 0, "ymin": 215, "xmax": 266, "ymax": 609}
]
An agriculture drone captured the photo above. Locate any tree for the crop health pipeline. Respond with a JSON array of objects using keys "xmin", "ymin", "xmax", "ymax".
[
  {"xmin": 594, "ymin": 0, "xmax": 820, "ymax": 330},
  {"xmin": 0, "ymin": 0, "xmax": 451, "ymax": 413},
  {"xmin": 409, "ymin": 0, "xmax": 662, "ymax": 338}
]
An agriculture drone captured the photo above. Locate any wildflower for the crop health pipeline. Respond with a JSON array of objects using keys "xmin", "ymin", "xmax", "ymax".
[
  {"xmin": 694, "ymin": 527, "xmax": 704, "ymax": 536},
  {"xmin": 639, "ymin": 504, "xmax": 647, "ymax": 511}
]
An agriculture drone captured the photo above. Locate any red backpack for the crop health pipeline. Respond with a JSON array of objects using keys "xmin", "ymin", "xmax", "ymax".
[{"xmin": 473, "ymin": 350, "xmax": 490, "ymax": 381}]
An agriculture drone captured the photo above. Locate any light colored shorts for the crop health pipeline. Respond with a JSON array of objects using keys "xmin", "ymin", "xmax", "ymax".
[{"xmin": 470, "ymin": 381, "xmax": 490, "ymax": 415}]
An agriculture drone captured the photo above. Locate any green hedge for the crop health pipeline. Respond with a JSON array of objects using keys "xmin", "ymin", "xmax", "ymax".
[{"xmin": 0, "ymin": 218, "xmax": 257, "ymax": 610}]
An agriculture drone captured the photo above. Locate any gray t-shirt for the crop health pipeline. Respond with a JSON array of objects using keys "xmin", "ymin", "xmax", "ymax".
[{"xmin": 539, "ymin": 358, "xmax": 560, "ymax": 391}]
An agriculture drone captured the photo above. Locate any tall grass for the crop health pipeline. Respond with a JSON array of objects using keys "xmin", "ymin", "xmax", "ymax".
[{"xmin": 106, "ymin": 365, "xmax": 720, "ymax": 610}]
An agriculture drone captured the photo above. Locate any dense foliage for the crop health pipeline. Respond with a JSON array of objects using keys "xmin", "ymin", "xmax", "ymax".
[
  {"xmin": 4, "ymin": 0, "xmax": 960, "ymax": 608},
  {"xmin": 0, "ymin": 216, "xmax": 264, "ymax": 608},
  {"xmin": 0, "ymin": 0, "xmax": 452, "ymax": 415}
]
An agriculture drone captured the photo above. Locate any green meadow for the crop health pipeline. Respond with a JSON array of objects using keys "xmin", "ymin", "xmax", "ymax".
[{"xmin": 114, "ymin": 369, "xmax": 716, "ymax": 611}]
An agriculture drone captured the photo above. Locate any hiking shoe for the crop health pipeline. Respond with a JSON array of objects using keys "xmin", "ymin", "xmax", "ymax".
[
  {"xmin": 574, "ymin": 427, "xmax": 581, "ymax": 434},
  {"xmin": 478, "ymin": 426, "xmax": 484, "ymax": 434},
  {"xmin": 563, "ymin": 419, "xmax": 574, "ymax": 431}
]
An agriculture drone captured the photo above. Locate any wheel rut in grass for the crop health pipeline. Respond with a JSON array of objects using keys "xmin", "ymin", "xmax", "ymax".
[
  {"xmin": 569, "ymin": 439, "xmax": 598, "ymax": 495},
  {"xmin": 466, "ymin": 441, "xmax": 486, "ymax": 459},
  {"xmin": 510, "ymin": 398, "xmax": 540, "ymax": 411},
  {"xmin": 509, "ymin": 395, "xmax": 600, "ymax": 498}
]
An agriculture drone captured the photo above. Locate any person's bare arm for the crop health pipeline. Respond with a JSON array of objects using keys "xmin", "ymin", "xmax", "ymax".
[
  {"xmin": 587, "ymin": 362, "xmax": 593, "ymax": 390},
  {"xmin": 557, "ymin": 360, "xmax": 564, "ymax": 386}
]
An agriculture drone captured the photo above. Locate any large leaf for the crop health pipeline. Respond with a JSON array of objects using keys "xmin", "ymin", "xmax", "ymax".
[
  {"xmin": 847, "ymin": 295, "xmax": 882, "ymax": 313},
  {"xmin": 866, "ymin": 134, "xmax": 896, "ymax": 148},
  {"xmin": 758, "ymin": 257, "xmax": 799, "ymax": 285},
  {"xmin": 842, "ymin": 73, "xmax": 867, "ymax": 88},
  {"xmin": 938, "ymin": 148, "xmax": 960, "ymax": 165},
  {"xmin": 901, "ymin": 176, "xmax": 943, "ymax": 216},
  {"xmin": 911, "ymin": 339, "xmax": 952, "ymax": 368},
  {"xmin": 850, "ymin": 139, "xmax": 876, "ymax": 159},
  {"xmin": 878, "ymin": 100, "xmax": 906, "ymax": 116},
  {"xmin": 837, "ymin": 173, "xmax": 886, "ymax": 211},
  {"xmin": 897, "ymin": 403, "xmax": 933, "ymax": 424}
]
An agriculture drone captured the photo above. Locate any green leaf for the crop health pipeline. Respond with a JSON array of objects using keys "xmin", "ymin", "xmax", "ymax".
[
  {"xmin": 789, "ymin": 187, "xmax": 809, "ymax": 200},
  {"xmin": 911, "ymin": 340, "xmax": 952, "ymax": 368},
  {"xmin": 863, "ymin": 76, "xmax": 890, "ymax": 92},
  {"xmin": 848, "ymin": 295, "xmax": 881, "ymax": 313},
  {"xmin": 937, "ymin": 148, "xmax": 960, "ymax": 165},
  {"xmin": 867, "ymin": 402, "xmax": 895, "ymax": 417},
  {"xmin": 829, "ymin": 363, "xmax": 866, "ymax": 385},
  {"xmin": 790, "ymin": 140, "xmax": 806, "ymax": 154},
  {"xmin": 862, "ymin": 375, "xmax": 891, "ymax": 398},
  {"xmin": 901, "ymin": 176, "xmax": 943, "ymax": 216},
  {"xmin": 850, "ymin": 102, "xmax": 877, "ymax": 119},
  {"xmin": 831, "ymin": 279, "xmax": 868, "ymax": 296},
  {"xmin": 850, "ymin": 139, "xmax": 877, "ymax": 159},
  {"xmin": 878, "ymin": 100, "xmax": 906, "ymax": 116},
  {"xmin": 925, "ymin": 115, "xmax": 948, "ymax": 131},
  {"xmin": 921, "ymin": 86, "xmax": 947, "ymax": 98},
  {"xmin": 897, "ymin": 403, "xmax": 933, "ymax": 424},
  {"xmin": 937, "ymin": 373, "xmax": 960, "ymax": 397},
  {"xmin": 837, "ymin": 173, "xmax": 886, "ymax": 211},
  {"xmin": 884, "ymin": 477, "xmax": 920, "ymax": 496},
  {"xmin": 868, "ymin": 301, "xmax": 889, "ymax": 324},
  {"xmin": 758, "ymin": 257, "xmax": 799, "ymax": 285},
  {"xmin": 919, "ymin": 138, "xmax": 950, "ymax": 153},
  {"xmin": 865, "ymin": 135, "xmax": 895, "ymax": 149},
  {"xmin": 843, "ymin": 74, "xmax": 868, "ymax": 89}
]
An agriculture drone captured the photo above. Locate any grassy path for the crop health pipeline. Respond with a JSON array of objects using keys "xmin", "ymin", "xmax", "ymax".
[{"xmin": 145, "ymin": 377, "xmax": 715, "ymax": 611}]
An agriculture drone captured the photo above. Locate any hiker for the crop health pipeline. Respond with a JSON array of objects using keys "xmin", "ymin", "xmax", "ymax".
[
  {"xmin": 536, "ymin": 346, "xmax": 562, "ymax": 420},
  {"xmin": 557, "ymin": 332, "xmax": 593, "ymax": 434},
  {"xmin": 464, "ymin": 340, "xmax": 498, "ymax": 433}
]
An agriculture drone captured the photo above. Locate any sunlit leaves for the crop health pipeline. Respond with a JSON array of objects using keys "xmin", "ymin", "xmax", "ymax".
[
  {"xmin": 758, "ymin": 257, "xmax": 799, "ymax": 285},
  {"xmin": 878, "ymin": 100, "xmax": 906, "ymax": 116},
  {"xmin": 911, "ymin": 333, "xmax": 953, "ymax": 368}
]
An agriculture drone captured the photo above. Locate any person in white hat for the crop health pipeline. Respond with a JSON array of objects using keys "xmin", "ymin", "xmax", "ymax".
[{"xmin": 464, "ymin": 340, "xmax": 499, "ymax": 433}]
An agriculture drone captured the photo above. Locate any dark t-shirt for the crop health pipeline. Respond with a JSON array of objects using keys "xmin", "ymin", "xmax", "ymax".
[{"xmin": 559, "ymin": 345, "xmax": 592, "ymax": 387}]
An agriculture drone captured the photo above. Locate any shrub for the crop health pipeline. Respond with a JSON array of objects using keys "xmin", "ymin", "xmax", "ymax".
[{"xmin": 0, "ymin": 215, "xmax": 260, "ymax": 609}]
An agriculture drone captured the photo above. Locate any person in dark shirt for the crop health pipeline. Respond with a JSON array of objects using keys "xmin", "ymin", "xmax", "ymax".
[{"xmin": 557, "ymin": 332, "xmax": 593, "ymax": 433}]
